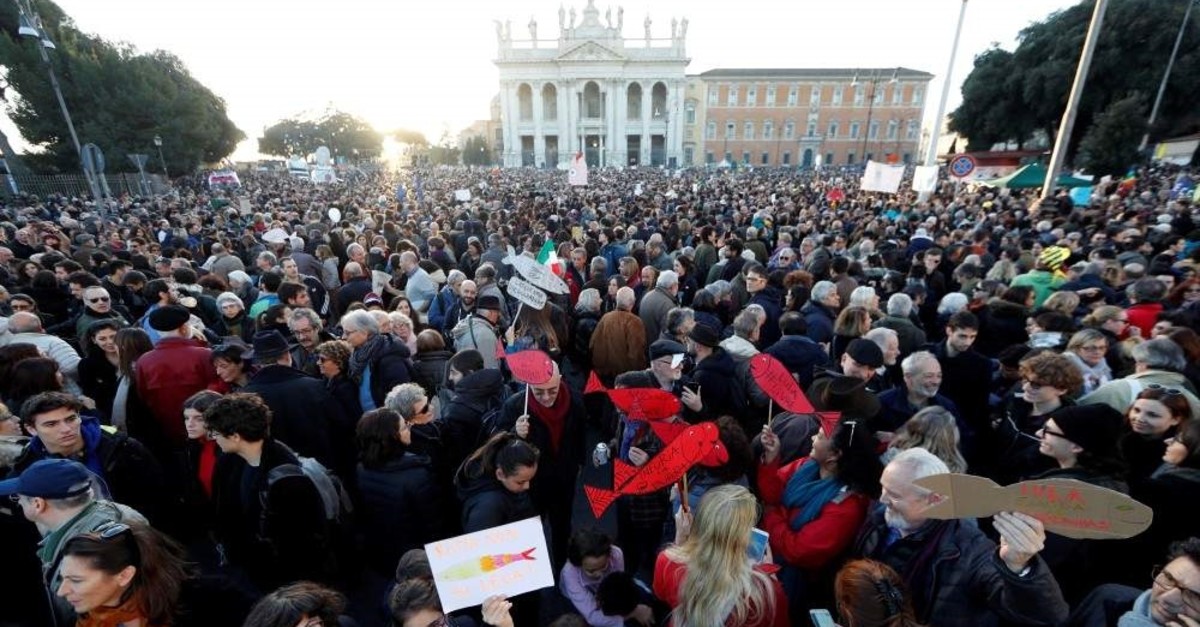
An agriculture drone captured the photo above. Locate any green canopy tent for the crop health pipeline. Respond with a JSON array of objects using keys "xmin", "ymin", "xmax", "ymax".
[{"xmin": 980, "ymin": 163, "xmax": 1093, "ymax": 189}]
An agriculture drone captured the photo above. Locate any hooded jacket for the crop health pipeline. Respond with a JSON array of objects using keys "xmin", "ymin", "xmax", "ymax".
[
  {"xmin": 438, "ymin": 368, "xmax": 507, "ymax": 472},
  {"xmin": 455, "ymin": 456, "xmax": 536, "ymax": 533}
]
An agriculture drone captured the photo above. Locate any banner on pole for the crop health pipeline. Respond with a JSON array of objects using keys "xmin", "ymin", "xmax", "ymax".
[
  {"xmin": 861, "ymin": 160, "xmax": 904, "ymax": 194},
  {"xmin": 569, "ymin": 152, "xmax": 588, "ymax": 186},
  {"xmin": 912, "ymin": 165, "xmax": 939, "ymax": 193}
]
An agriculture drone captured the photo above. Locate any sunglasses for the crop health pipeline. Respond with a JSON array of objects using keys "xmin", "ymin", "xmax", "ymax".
[
  {"xmin": 1038, "ymin": 426, "xmax": 1069, "ymax": 439},
  {"xmin": 1146, "ymin": 384, "xmax": 1184, "ymax": 396},
  {"xmin": 87, "ymin": 297, "xmax": 110, "ymax": 304},
  {"xmin": 92, "ymin": 521, "xmax": 132, "ymax": 539}
]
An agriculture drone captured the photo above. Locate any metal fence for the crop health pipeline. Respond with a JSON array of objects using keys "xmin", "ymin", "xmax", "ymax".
[{"xmin": 2, "ymin": 172, "xmax": 168, "ymax": 199}]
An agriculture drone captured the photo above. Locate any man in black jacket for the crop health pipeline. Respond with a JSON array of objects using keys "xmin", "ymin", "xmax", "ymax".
[
  {"xmin": 242, "ymin": 330, "xmax": 352, "ymax": 474},
  {"xmin": 765, "ymin": 312, "xmax": 831, "ymax": 390},
  {"xmin": 925, "ymin": 310, "xmax": 992, "ymax": 463}
]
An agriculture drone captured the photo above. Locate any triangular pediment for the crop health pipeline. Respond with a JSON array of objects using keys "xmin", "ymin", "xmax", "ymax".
[{"xmin": 556, "ymin": 41, "xmax": 625, "ymax": 62}]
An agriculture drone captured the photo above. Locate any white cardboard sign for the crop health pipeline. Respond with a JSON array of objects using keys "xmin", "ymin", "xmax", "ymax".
[
  {"xmin": 426, "ymin": 517, "xmax": 553, "ymax": 612},
  {"xmin": 507, "ymin": 276, "xmax": 547, "ymax": 310}
]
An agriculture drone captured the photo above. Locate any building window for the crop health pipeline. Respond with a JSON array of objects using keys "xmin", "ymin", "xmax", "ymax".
[
  {"xmin": 766, "ymin": 85, "xmax": 776, "ymax": 106},
  {"xmin": 849, "ymin": 122, "xmax": 860, "ymax": 139},
  {"xmin": 810, "ymin": 86, "xmax": 821, "ymax": 107},
  {"xmin": 708, "ymin": 88, "xmax": 718, "ymax": 106},
  {"xmin": 874, "ymin": 88, "xmax": 884, "ymax": 105},
  {"xmin": 706, "ymin": 121, "xmax": 716, "ymax": 140},
  {"xmin": 827, "ymin": 121, "xmax": 839, "ymax": 138},
  {"xmin": 833, "ymin": 85, "xmax": 843, "ymax": 105},
  {"xmin": 782, "ymin": 151, "xmax": 791, "ymax": 165},
  {"xmin": 724, "ymin": 151, "xmax": 732, "ymax": 163},
  {"xmin": 825, "ymin": 152, "xmax": 834, "ymax": 165},
  {"xmin": 763, "ymin": 120, "xmax": 774, "ymax": 140},
  {"xmin": 912, "ymin": 86, "xmax": 923, "ymax": 105},
  {"xmin": 783, "ymin": 121, "xmax": 795, "ymax": 139},
  {"xmin": 725, "ymin": 121, "xmax": 736, "ymax": 140},
  {"xmin": 907, "ymin": 120, "xmax": 919, "ymax": 140},
  {"xmin": 854, "ymin": 85, "xmax": 864, "ymax": 106},
  {"xmin": 787, "ymin": 86, "xmax": 798, "ymax": 107},
  {"xmin": 887, "ymin": 120, "xmax": 898, "ymax": 140},
  {"xmin": 742, "ymin": 151, "xmax": 751, "ymax": 164},
  {"xmin": 686, "ymin": 103, "xmax": 697, "ymax": 124},
  {"xmin": 847, "ymin": 152, "xmax": 855, "ymax": 164},
  {"xmin": 728, "ymin": 86, "xmax": 738, "ymax": 107},
  {"xmin": 761, "ymin": 152, "xmax": 770, "ymax": 165},
  {"xmin": 903, "ymin": 153, "xmax": 912, "ymax": 164},
  {"xmin": 868, "ymin": 121, "xmax": 879, "ymax": 140},
  {"xmin": 806, "ymin": 122, "xmax": 817, "ymax": 137},
  {"xmin": 684, "ymin": 147, "xmax": 694, "ymax": 165},
  {"xmin": 892, "ymin": 84, "xmax": 902, "ymax": 105},
  {"xmin": 744, "ymin": 121, "xmax": 755, "ymax": 140},
  {"xmin": 747, "ymin": 87, "xmax": 757, "ymax": 107},
  {"xmin": 518, "ymin": 84, "xmax": 533, "ymax": 121},
  {"xmin": 706, "ymin": 151, "xmax": 715, "ymax": 164}
]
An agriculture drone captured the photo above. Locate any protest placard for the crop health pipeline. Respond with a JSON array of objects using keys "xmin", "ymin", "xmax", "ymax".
[
  {"xmin": 506, "ymin": 276, "xmax": 547, "ymax": 310},
  {"xmin": 750, "ymin": 354, "xmax": 814, "ymax": 414},
  {"xmin": 426, "ymin": 517, "xmax": 554, "ymax": 612},
  {"xmin": 507, "ymin": 350, "xmax": 554, "ymax": 385},
  {"xmin": 454, "ymin": 189, "xmax": 472, "ymax": 201}
]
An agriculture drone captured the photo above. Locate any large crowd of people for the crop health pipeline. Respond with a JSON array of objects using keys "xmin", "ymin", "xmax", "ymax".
[{"xmin": 0, "ymin": 161, "xmax": 1199, "ymax": 627}]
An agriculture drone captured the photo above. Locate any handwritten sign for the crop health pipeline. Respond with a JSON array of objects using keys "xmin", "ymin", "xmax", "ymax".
[
  {"xmin": 750, "ymin": 354, "xmax": 814, "ymax": 414},
  {"xmin": 507, "ymin": 350, "xmax": 554, "ymax": 385},
  {"xmin": 504, "ymin": 255, "xmax": 569, "ymax": 294},
  {"xmin": 913, "ymin": 474, "xmax": 1154, "ymax": 540},
  {"xmin": 507, "ymin": 276, "xmax": 547, "ymax": 310},
  {"xmin": 426, "ymin": 517, "xmax": 553, "ymax": 612}
]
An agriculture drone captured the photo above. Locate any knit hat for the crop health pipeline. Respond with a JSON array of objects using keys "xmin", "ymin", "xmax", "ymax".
[
  {"xmin": 216, "ymin": 292, "xmax": 242, "ymax": 310},
  {"xmin": 1048, "ymin": 404, "xmax": 1124, "ymax": 458},
  {"xmin": 1039, "ymin": 246, "xmax": 1071, "ymax": 271}
]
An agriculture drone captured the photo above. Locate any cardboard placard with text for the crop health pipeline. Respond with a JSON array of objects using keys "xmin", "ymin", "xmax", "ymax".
[{"xmin": 426, "ymin": 517, "xmax": 553, "ymax": 612}]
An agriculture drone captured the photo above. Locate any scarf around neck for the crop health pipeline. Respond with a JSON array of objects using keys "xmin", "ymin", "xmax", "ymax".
[
  {"xmin": 349, "ymin": 332, "xmax": 389, "ymax": 379},
  {"xmin": 528, "ymin": 382, "xmax": 570, "ymax": 454},
  {"xmin": 782, "ymin": 458, "xmax": 845, "ymax": 531}
]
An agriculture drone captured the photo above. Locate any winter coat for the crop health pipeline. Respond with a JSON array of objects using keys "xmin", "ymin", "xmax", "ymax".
[
  {"xmin": 497, "ymin": 386, "xmax": 586, "ymax": 523},
  {"xmin": 336, "ymin": 276, "xmax": 373, "ymax": 315},
  {"xmin": 438, "ymin": 368, "xmax": 507, "ymax": 472},
  {"xmin": 758, "ymin": 457, "xmax": 870, "ymax": 572},
  {"xmin": 853, "ymin": 509, "xmax": 1070, "ymax": 627},
  {"xmin": 638, "ymin": 286, "xmax": 677, "ymax": 345},
  {"xmin": 77, "ymin": 352, "xmax": 119, "ymax": 422},
  {"xmin": 926, "ymin": 340, "xmax": 993, "ymax": 451},
  {"xmin": 691, "ymin": 347, "xmax": 743, "ymax": 419},
  {"xmin": 133, "ymin": 337, "xmax": 217, "ymax": 448},
  {"xmin": 874, "ymin": 315, "xmax": 927, "ymax": 358},
  {"xmin": 324, "ymin": 374, "xmax": 363, "ymax": 424},
  {"xmin": 749, "ymin": 287, "xmax": 785, "ymax": 347},
  {"xmin": 1122, "ymin": 465, "xmax": 1200, "ymax": 586},
  {"xmin": 653, "ymin": 555, "xmax": 789, "ymax": 627},
  {"xmin": 801, "ymin": 300, "xmax": 837, "ymax": 345},
  {"xmin": 1010, "ymin": 270, "xmax": 1065, "ymax": 308},
  {"xmin": 976, "ymin": 299, "xmax": 1030, "ymax": 358},
  {"xmin": 451, "ymin": 314, "xmax": 501, "ymax": 370},
  {"xmin": 455, "ymin": 457, "xmax": 537, "ymax": 533},
  {"xmin": 875, "ymin": 388, "xmax": 962, "ymax": 434},
  {"xmin": 1125, "ymin": 302, "xmax": 1164, "ymax": 340},
  {"xmin": 411, "ymin": 349, "xmax": 453, "ymax": 398},
  {"xmin": 1081, "ymin": 370, "xmax": 1200, "ymax": 421},
  {"xmin": 357, "ymin": 334, "xmax": 417, "ymax": 411},
  {"xmin": 357, "ymin": 453, "xmax": 447, "ymax": 573},
  {"xmin": 243, "ymin": 365, "xmax": 350, "ymax": 470},
  {"xmin": 765, "ymin": 335, "xmax": 832, "ymax": 390}
]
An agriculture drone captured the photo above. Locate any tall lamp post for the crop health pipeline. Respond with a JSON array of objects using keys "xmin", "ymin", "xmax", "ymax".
[
  {"xmin": 852, "ymin": 68, "xmax": 898, "ymax": 165},
  {"xmin": 15, "ymin": 0, "xmax": 101, "ymax": 200},
  {"xmin": 153, "ymin": 135, "xmax": 168, "ymax": 179},
  {"xmin": 1139, "ymin": 0, "xmax": 1196, "ymax": 152},
  {"xmin": 920, "ymin": 0, "xmax": 969, "ymax": 202}
]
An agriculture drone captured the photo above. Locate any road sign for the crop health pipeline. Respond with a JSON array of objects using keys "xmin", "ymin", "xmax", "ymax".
[{"xmin": 949, "ymin": 154, "xmax": 977, "ymax": 179}]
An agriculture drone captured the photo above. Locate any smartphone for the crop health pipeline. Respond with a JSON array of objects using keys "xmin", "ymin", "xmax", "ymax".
[
  {"xmin": 746, "ymin": 527, "xmax": 769, "ymax": 562},
  {"xmin": 810, "ymin": 609, "xmax": 836, "ymax": 627}
]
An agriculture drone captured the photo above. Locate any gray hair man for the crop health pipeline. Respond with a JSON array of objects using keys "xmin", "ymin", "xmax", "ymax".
[
  {"xmin": 385, "ymin": 382, "xmax": 436, "ymax": 425},
  {"xmin": 639, "ymin": 270, "xmax": 679, "ymax": 342}
]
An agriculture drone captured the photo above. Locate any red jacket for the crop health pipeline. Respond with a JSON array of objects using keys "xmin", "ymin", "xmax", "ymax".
[
  {"xmin": 1125, "ymin": 302, "xmax": 1163, "ymax": 340},
  {"xmin": 757, "ymin": 457, "xmax": 871, "ymax": 571},
  {"xmin": 134, "ymin": 337, "xmax": 217, "ymax": 446},
  {"xmin": 653, "ymin": 552, "xmax": 788, "ymax": 627}
]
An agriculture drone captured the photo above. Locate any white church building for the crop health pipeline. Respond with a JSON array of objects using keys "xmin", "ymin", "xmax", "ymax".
[{"xmin": 494, "ymin": 1, "xmax": 689, "ymax": 169}]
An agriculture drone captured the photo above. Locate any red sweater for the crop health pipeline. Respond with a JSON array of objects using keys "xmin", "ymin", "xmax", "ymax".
[
  {"xmin": 1126, "ymin": 302, "xmax": 1163, "ymax": 340},
  {"xmin": 757, "ymin": 457, "xmax": 871, "ymax": 571},
  {"xmin": 653, "ymin": 553, "xmax": 789, "ymax": 627}
]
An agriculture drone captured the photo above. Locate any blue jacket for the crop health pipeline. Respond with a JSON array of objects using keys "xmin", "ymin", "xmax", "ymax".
[
  {"xmin": 427, "ymin": 285, "xmax": 459, "ymax": 335},
  {"xmin": 801, "ymin": 301, "xmax": 837, "ymax": 345},
  {"xmin": 876, "ymin": 387, "xmax": 962, "ymax": 433},
  {"xmin": 600, "ymin": 242, "xmax": 628, "ymax": 278},
  {"xmin": 765, "ymin": 335, "xmax": 831, "ymax": 390}
]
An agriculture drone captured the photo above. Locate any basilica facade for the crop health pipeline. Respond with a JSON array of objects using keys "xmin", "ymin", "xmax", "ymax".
[{"xmin": 493, "ymin": 1, "xmax": 690, "ymax": 168}]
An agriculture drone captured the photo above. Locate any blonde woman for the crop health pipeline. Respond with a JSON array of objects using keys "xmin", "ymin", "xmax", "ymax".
[
  {"xmin": 831, "ymin": 305, "xmax": 872, "ymax": 363},
  {"xmin": 1041, "ymin": 291, "xmax": 1080, "ymax": 318},
  {"xmin": 653, "ymin": 484, "xmax": 788, "ymax": 627},
  {"xmin": 881, "ymin": 406, "xmax": 968, "ymax": 473}
]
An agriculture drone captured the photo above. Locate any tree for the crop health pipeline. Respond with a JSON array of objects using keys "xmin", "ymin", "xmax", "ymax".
[
  {"xmin": 0, "ymin": 1, "xmax": 243, "ymax": 174},
  {"xmin": 461, "ymin": 135, "xmax": 491, "ymax": 166},
  {"xmin": 391, "ymin": 129, "xmax": 428, "ymax": 147},
  {"xmin": 950, "ymin": 0, "xmax": 1200, "ymax": 158},
  {"xmin": 1077, "ymin": 94, "xmax": 1147, "ymax": 176},
  {"xmin": 259, "ymin": 110, "xmax": 382, "ymax": 161}
]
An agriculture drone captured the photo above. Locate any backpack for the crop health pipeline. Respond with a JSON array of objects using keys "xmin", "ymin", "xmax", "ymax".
[
  {"xmin": 267, "ymin": 456, "xmax": 354, "ymax": 525},
  {"xmin": 476, "ymin": 401, "xmax": 508, "ymax": 449},
  {"xmin": 259, "ymin": 454, "xmax": 357, "ymax": 575}
]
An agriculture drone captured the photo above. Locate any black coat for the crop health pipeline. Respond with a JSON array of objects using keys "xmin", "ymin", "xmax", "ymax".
[
  {"xmin": 1121, "ymin": 465, "xmax": 1200, "ymax": 586},
  {"xmin": 358, "ymin": 335, "xmax": 416, "ymax": 409},
  {"xmin": 497, "ymin": 385, "xmax": 586, "ymax": 516},
  {"xmin": 976, "ymin": 299, "xmax": 1029, "ymax": 358},
  {"xmin": 765, "ymin": 335, "xmax": 831, "ymax": 390},
  {"xmin": 77, "ymin": 353, "xmax": 119, "ymax": 421},
  {"xmin": 243, "ymin": 365, "xmax": 350, "ymax": 471},
  {"xmin": 325, "ymin": 374, "xmax": 363, "ymax": 424},
  {"xmin": 438, "ymin": 369, "xmax": 507, "ymax": 472},
  {"xmin": 336, "ymin": 276, "xmax": 373, "ymax": 315},
  {"xmin": 455, "ymin": 457, "xmax": 537, "ymax": 533},
  {"xmin": 356, "ymin": 453, "xmax": 447, "ymax": 574},
  {"xmin": 691, "ymin": 347, "xmax": 743, "ymax": 419},
  {"xmin": 801, "ymin": 300, "xmax": 837, "ymax": 345},
  {"xmin": 411, "ymin": 349, "xmax": 452, "ymax": 398},
  {"xmin": 927, "ymin": 340, "xmax": 993, "ymax": 458},
  {"xmin": 748, "ymin": 286, "xmax": 785, "ymax": 347}
]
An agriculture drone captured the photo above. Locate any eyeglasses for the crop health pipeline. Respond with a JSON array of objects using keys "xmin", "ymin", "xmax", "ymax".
[
  {"xmin": 1152, "ymin": 566, "xmax": 1200, "ymax": 613},
  {"xmin": 1023, "ymin": 379, "xmax": 1046, "ymax": 390},
  {"xmin": 1147, "ymin": 384, "xmax": 1184, "ymax": 396},
  {"xmin": 1038, "ymin": 426, "xmax": 1069, "ymax": 439},
  {"xmin": 414, "ymin": 401, "xmax": 431, "ymax": 416},
  {"xmin": 87, "ymin": 297, "xmax": 110, "ymax": 304}
]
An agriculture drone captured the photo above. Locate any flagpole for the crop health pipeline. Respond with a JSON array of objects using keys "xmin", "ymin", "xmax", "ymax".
[{"xmin": 919, "ymin": 0, "xmax": 969, "ymax": 203}]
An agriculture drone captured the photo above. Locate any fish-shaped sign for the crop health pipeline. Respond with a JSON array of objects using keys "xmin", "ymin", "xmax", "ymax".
[
  {"xmin": 585, "ymin": 372, "xmax": 684, "ymax": 441},
  {"xmin": 504, "ymin": 255, "xmax": 569, "ymax": 294},
  {"xmin": 506, "ymin": 350, "xmax": 554, "ymax": 385},
  {"xmin": 750, "ymin": 354, "xmax": 815, "ymax": 414},
  {"xmin": 584, "ymin": 422, "xmax": 727, "ymax": 518},
  {"xmin": 437, "ymin": 548, "xmax": 538, "ymax": 581},
  {"xmin": 914, "ymin": 473, "xmax": 1154, "ymax": 540}
]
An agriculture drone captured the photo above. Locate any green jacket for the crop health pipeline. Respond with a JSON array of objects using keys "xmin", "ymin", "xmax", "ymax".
[{"xmin": 1010, "ymin": 271, "xmax": 1064, "ymax": 308}]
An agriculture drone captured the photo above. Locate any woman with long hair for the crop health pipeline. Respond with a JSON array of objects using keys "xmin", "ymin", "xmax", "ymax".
[
  {"xmin": 355, "ymin": 408, "xmax": 445, "ymax": 575},
  {"xmin": 8, "ymin": 357, "xmax": 71, "ymax": 417},
  {"xmin": 653, "ymin": 484, "xmax": 788, "ymax": 627},
  {"xmin": 111, "ymin": 328, "xmax": 154, "ymax": 435},
  {"xmin": 78, "ymin": 320, "xmax": 123, "ymax": 423},
  {"xmin": 758, "ymin": 416, "xmax": 883, "ymax": 603},
  {"xmin": 507, "ymin": 302, "xmax": 561, "ymax": 358},
  {"xmin": 834, "ymin": 559, "xmax": 924, "ymax": 627},
  {"xmin": 1167, "ymin": 278, "xmax": 1200, "ymax": 308},
  {"xmin": 392, "ymin": 296, "xmax": 425, "ymax": 332},
  {"xmin": 881, "ymin": 406, "xmax": 968, "ymax": 473},
  {"xmin": 1121, "ymin": 386, "xmax": 1190, "ymax": 484},
  {"xmin": 56, "ymin": 521, "xmax": 190, "ymax": 627},
  {"xmin": 831, "ymin": 306, "xmax": 872, "ymax": 363},
  {"xmin": 454, "ymin": 432, "xmax": 540, "ymax": 533},
  {"xmin": 0, "ymin": 343, "xmax": 41, "ymax": 408},
  {"xmin": 242, "ymin": 582, "xmax": 352, "ymax": 627}
]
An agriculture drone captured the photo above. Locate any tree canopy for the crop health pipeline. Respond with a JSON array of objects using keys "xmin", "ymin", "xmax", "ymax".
[
  {"xmin": 259, "ymin": 110, "xmax": 383, "ymax": 161},
  {"xmin": 949, "ymin": 0, "xmax": 1200, "ymax": 161},
  {"xmin": 0, "ymin": 0, "xmax": 244, "ymax": 174}
]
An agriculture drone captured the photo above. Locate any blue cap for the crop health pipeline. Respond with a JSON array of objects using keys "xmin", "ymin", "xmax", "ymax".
[{"xmin": 0, "ymin": 458, "xmax": 93, "ymax": 499}]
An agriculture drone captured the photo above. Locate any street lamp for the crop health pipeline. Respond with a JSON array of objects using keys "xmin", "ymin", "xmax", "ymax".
[
  {"xmin": 852, "ymin": 68, "xmax": 898, "ymax": 165},
  {"xmin": 153, "ymin": 134, "xmax": 168, "ymax": 179},
  {"xmin": 15, "ymin": 0, "xmax": 101, "ymax": 200}
]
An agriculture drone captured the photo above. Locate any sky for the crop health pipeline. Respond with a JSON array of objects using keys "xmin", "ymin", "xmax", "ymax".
[{"xmin": 9, "ymin": 0, "xmax": 1081, "ymax": 161}]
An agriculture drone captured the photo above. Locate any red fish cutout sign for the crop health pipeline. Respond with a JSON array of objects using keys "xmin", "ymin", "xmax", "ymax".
[
  {"xmin": 585, "ymin": 372, "xmax": 686, "ymax": 442},
  {"xmin": 750, "ymin": 354, "xmax": 815, "ymax": 414},
  {"xmin": 585, "ymin": 422, "xmax": 727, "ymax": 518},
  {"xmin": 507, "ymin": 350, "xmax": 555, "ymax": 385}
]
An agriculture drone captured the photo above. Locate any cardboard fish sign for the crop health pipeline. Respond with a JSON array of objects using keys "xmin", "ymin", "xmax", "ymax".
[
  {"xmin": 585, "ymin": 422, "xmax": 727, "ymax": 518},
  {"xmin": 750, "ymin": 354, "xmax": 814, "ymax": 414},
  {"xmin": 914, "ymin": 474, "xmax": 1153, "ymax": 540},
  {"xmin": 585, "ymin": 372, "xmax": 685, "ymax": 441},
  {"xmin": 438, "ymin": 548, "xmax": 537, "ymax": 581},
  {"xmin": 507, "ymin": 350, "xmax": 554, "ymax": 385},
  {"xmin": 504, "ymin": 255, "xmax": 569, "ymax": 294}
]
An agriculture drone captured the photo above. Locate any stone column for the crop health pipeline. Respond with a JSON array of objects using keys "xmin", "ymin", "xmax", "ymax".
[
  {"xmin": 556, "ymin": 82, "xmax": 569, "ymax": 167},
  {"xmin": 641, "ymin": 81, "xmax": 652, "ymax": 164},
  {"xmin": 498, "ymin": 80, "xmax": 513, "ymax": 167},
  {"xmin": 533, "ymin": 83, "xmax": 545, "ymax": 167},
  {"xmin": 508, "ymin": 83, "xmax": 522, "ymax": 166},
  {"xmin": 605, "ymin": 80, "xmax": 617, "ymax": 168},
  {"xmin": 670, "ymin": 81, "xmax": 685, "ymax": 166},
  {"xmin": 615, "ymin": 81, "xmax": 627, "ymax": 166}
]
